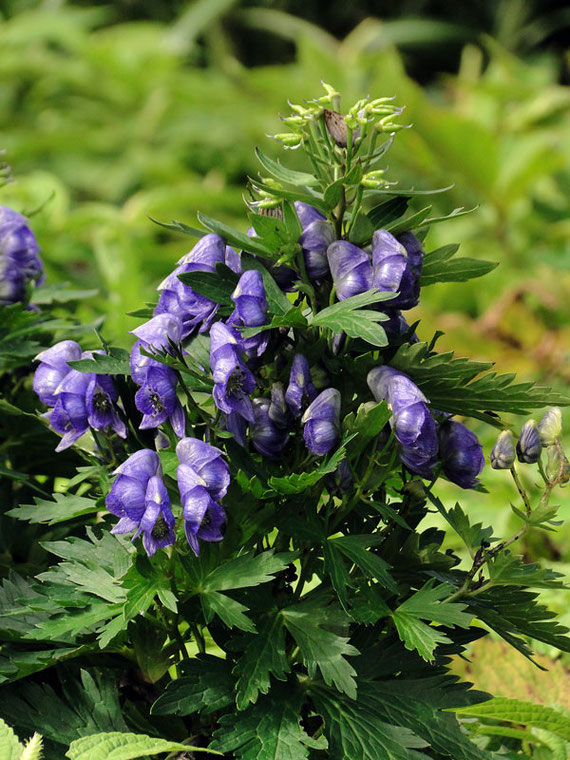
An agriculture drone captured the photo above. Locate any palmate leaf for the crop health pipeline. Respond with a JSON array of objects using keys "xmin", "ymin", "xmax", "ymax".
[
  {"xmin": 467, "ymin": 586, "xmax": 570, "ymax": 661},
  {"xmin": 328, "ymin": 535, "xmax": 397, "ymax": 593},
  {"xmin": 268, "ymin": 435, "xmax": 356, "ymax": 494},
  {"xmin": 427, "ymin": 494, "xmax": 494, "ymax": 556},
  {"xmin": 391, "ymin": 341, "xmax": 569, "ymax": 423},
  {"xmin": 312, "ymin": 290, "xmax": 392, "ymax": 347},
  {"xmin": 151, "ymin": 655, "xmax": 234, "ymax": 717},
  {"xmin": 6, "ymin": 492, "xmax": 101, "ymax": 526},
  {"xmin": 233, "ymin": 613, "xmax": 290, "ymax": 710},
  {"xmin": 68, "ymin": 348, "xmax": 131, "ymax": 375},
  {"xmin": 350, "ymin": 677, "xmax": 493, "ymax": 760},
  {"xmin": 311, "ymin": 684, "xmax": 430, "ymax": 760},
  {"xmin": 201, "ymin": 551, "xmax": 294, "ymax": 592},
  {"xmin": 451, "ymin": 698, "xmax": 570, "ymax": 742},
  {"xmin": 0, "ymin": 669, "xmax": 127, "ymax": 747},
  {"xmin": 391, "ymin": 580, "xmax": 473, "ymax": 661},
  {"xmin": 281, "ymin": 600, "xmax": 358, "ymax": 698},
  {"xmin": 210, "ymin": 685, "xmax": 325, "ymax": 760},
  {"xmin": 66, "ymin": 732, "xmax": 217, "ymax": 760},
  {"xmin": 485, "ymin": 551, "xmax": 566, "ymax": 589}
]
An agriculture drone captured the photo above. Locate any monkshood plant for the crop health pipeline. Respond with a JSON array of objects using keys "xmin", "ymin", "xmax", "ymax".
[{"xmin": 1, "ymin": 85, "xmax": 570, "ymax": 760}]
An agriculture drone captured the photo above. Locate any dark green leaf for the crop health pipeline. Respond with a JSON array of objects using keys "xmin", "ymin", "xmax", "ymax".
[
  {"xmin": 386, "ymin": 206, "xmax": 432, "ymax": 235},
  {"xmin": 323, "ymin": 178, "xmax": 345, "ymax": 209},
  {"xmin": 281, "ymin": 600, "xmax": 358, "ymax": 698},
  {"xmin": 486, "ymin": 551, "xmax": 566, "ymax": 589},
  {"xmin": 178, "ymin": 263, "xmax": 238, "ymax": 306},
  {"xmin": 242, "ymin": 255, "xmax": 293, "ymax": 316},
  {"xmin": 210, "ymin": 685, "xmax": 324, "ymax": 760},
  {"xmin": 147, "ymin": 215, "xmax": 206, "ymax": 238},
  {"xmin": 268, "ymin": 435, "xmax": 356, "ymax": 494},
  {"xmin": 151, "ymin": 655, "xmax": 234, "ymax": 716},
  {"xmin": 202, "ymin": 551, "xmax": 294, "ymax": 592},
  {"xmin": 311, "ymin": 684, "xmax": 430, "ymax": 760},
  {"xmin": 427, "ymin": 494, "xmax": 494, "ymax": 556},
  {"xmin": 330, "ymin": 535, "xmax": 397, "ymax": 593},
  {"xmin": 420, "ymin": 257, "xmax": 498, "ymax": 285},
  {"xmin": 201, "ymin": 591, "xmax": 255, "ymax": 632},
  {"xmin": 233, "ymin": 614, "xmax": 290, "ymax": 710},
  {"xmin": 367, "ymin": 197, "xmax": 409, "ymax": 229}
]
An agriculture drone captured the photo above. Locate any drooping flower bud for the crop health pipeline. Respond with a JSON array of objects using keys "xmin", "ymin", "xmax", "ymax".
[
  {"xmin": 439, "ymin": 420, "xmax": 485, "ymax": 489},
  {"xmin": 490, "ymin": 430, "xmax": 515, "ymax": 469},
  {"xmin": 538, "ymin": 407, "xmax": 562, "ymax": 447},
  {"xmin": 33, "ymin": 340, "xmax": 82, "ymax": 407},
  {"xmin": 176, "ymin": 438, "xmax": 230, "ymax": 556},
  {"xmin": 210, "ymin": 322, "xmax": 256, "ymax": 422},
  {"xmin": 327, "ymin": 241, "xmax": 372, "ymax": 300},
  {"xmin": 0, "ymin": 206, "xmax": 44, "ymax": 306},
  {"xmin": 302, "ymin": 388, "xmax": 341, "ymax": 455},
  {"xmin": 285, "ymin": 354, "xmax": 317, "ymax": 417},
  {"xmin": 516, "ymin": 420, "xmax": 541, "ymax": 464},
  {"xmin": 367, "ymin": 366, "xmax": 438, "ymax": 478},
  {"xmin": 251, "ymin": 398, "xmax": 289, "ymax": 459},
  {"xmin": 299, "ymin": 219, "xmax": 335, "ymax": 280}
]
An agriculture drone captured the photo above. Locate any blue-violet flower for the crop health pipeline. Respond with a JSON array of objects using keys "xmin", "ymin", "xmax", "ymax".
[
  {"xmin": 302, "ymin": 388, "xmax": 341, "ymax": 455},
  {"xmin": 439, "ymin": 419, "xmax": 485, "ymax": 489}
]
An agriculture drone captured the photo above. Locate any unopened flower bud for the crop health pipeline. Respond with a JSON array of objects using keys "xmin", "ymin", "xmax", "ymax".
[
  {"xmin": 538, "ymin": 407, "xmax": 562, "ymax": 446},
  {"xmin": 546, "ymin": 445, "xmax": 570, "ymax": 484},
  {"xmin": 516, "ymin": 420, "xmax": 541, "ymax": 464},
  {"xmin": 490, "ymin": 430, "xmax": 515, "ymax": 469},
  {"xmin": 272, "ymin": 133, "xmax": 303, "ymax": 149}
]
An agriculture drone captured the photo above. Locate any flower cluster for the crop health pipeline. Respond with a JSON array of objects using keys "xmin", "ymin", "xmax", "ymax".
[
  {"xmin": 0, "ymin": 206, "xmax": 44, "ymax": 306},
  {"xmin": 105, "ymin": 439, "xmax": 229, "ymax": 556},
  {"xmin": 34, "ymin": 341, "xmax": 126, "ymax": 451}
]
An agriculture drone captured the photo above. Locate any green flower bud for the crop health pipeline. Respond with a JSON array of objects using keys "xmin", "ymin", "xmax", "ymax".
[
  {"xmin": 538, "ymin": 407, "xmax": 562, "ymax": 446},
  {"xmin": 546, "ymin": 444, "xmax": 570, "ymax": 484},
  {"xmin": 490, "ymin": 430, "xmax": 515, "ymax": 469}
]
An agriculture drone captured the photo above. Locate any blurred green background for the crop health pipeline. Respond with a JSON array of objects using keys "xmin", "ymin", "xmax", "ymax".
[{"xmin": 1, "ymin": 0, "xmax": 569, "ymax": 690}]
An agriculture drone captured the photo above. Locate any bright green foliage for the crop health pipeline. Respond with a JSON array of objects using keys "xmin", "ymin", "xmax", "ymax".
[
  {"xmin": 6, "ymin": 493, "xmax": 101, "ymax": 526},
  {"xmin": 0, "ymin": 717, "xmax": 23, "ymax": 760},
  {"xmin": 151, "ymin": 655, "xmax": 235, "ymax": 716},
  {"xmin": 452, "ymin": 698, "xmax": 570, "ymax": 742},
  {"xmin": 66, "ymin": 732, "xmax": 217, "ymax": 760}
]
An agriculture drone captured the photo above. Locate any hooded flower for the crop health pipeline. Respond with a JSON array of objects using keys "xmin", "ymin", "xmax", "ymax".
[
  {"xmin": 33, "ymin": 340, "xmax": 82, "ymax": 407},
  {"xmin": 45, "ymin": 358, "xmax": 126, "ymax": 451},
  {"xmin": 302, "ymin": 388, "xmax": 340, "ymax": 455},
  {"xmin": 367, "ymin": 366, "xmax": 438, "ymax": 478},
  {"xmin": 285, "ymin": 354, "xmax": 317, "ymax": 417},
  {"xmin": 382, "ymin": 310, "xmax": 419, "ymax": 345},
  {"xmin": 155, "ymin": 234, "xmax": 226, "ymax": 337},
  {"xmin": 295, "ymin": 201, "xmax": 334, "ymax": 281},
  {"xmin": 490, "ymin": 430, "xmax": 515, "ymax": 470},
  {"xmin": 130, "ymin": 313, "xmax": 184, "ymax": 385},
  {"xmin": 516, "ymin": 420, "xmax": 541, "ymax": 464},
  {"xmin": 176, "ymin": 438, "xmax": 230, "ymax": 555},
  {"xmin": 251, "ymin": 397, "xmax": 289, "ymax": 459},
  {"xmin": 375, "ymin": 230, "xmax": 423, "ymax": 311},
  {"xmin": 439, "ymin": 420, "xmax": 485, "ymax": 489},
  {"xmin": 210, "ymin": 321, "xmax": 256, "ymax": 422},
  {"xmin": 0, "ymin": 206, "xmax": 44, "ymax": 305},
  {"xmin": 106, "ymin": 450, "xmax": 175, "ymax": 557},
  {"xmin": 327, "ymin": 241, "xmax": 373, "ymax": 300},
  {"xmin": 134, "ymin": 365, "xmax": 185, "ymax": 438},
  {"xmin": 228, "ymin": 270, "xmax": 269, "ymax": 359}
]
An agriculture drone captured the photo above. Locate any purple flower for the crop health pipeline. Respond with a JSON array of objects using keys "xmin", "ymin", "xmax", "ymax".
[
  {"xmin": 326, "ymin": 458, "xmax": 352, "ymax": 495},
  {"xmin": 490, "ymin": 430, "xmax": 515, "ymax": 469},
  {"xmin": 210, "ymin": 322, "xmax": 256, "ymax": 422},
  {"xmin": 134, "ymin": 365, "xmax": 185, "ymax": 438},
  {"xmin": 130, "ymin": 313, "xmax": 184, "ymax": 384},
  {"xmin": 439, "ymin": 420, "xmax": 485, "ymax": 489},
  {"xmin": 43, "ymin": 354, "xmax": 127, "ymax": 451},
  {"xmin": 327, "ymin": 241, "xmax": 373, "ymax": 300},
  {"xmin": 295, "ymin": 203, "xmax": 334, "ymax": 281},
  {"xmin": 251, "ymin": 397, "xmax": 289, "ymax": 459},
  {"xmin": 367, "ymin": 366, "xmax": 438, "ymax": 478},
  {"xmin": 176, "ymin": 438, "xmax": 230, "ymax": 555},
  {"xmin": 302, "ymin": 388, "xmax": 340, "ymax": 455},
  {"xmin": 0, "ymin": 206, "xmax": 44, "ymax": 305},
  {"xmin": 225, "ymin": 246, "xmax": 242, "ymax": 275},
  {"xmin": 516, "ymin": 420, "xmax": 541, "ymax": 464},
  {"xmin": 106, "ymin": 450, "xmax": 175, "ymax": 557},
  {"xmin": 155, "ymin": 234, "xmax": 226, "ymax": 337},
  {"xmin": 285, "ymin": 354, "xmax": 317, "ymax": 417},
  {"xmin": 33, "ymin": 340, "xmax": 82, "ymax": 406},
  {"xmin": 223, "ymin": 410, "xmax": 249, "ymax": 447},
  {"xmin": 371, "ymin": 230, "xmax": 423, "ymax": 310},
  {"xmin": 86, "ymin": 374, "xmax": 127, "ymax": 439},
  {"xmin": 228, "ymin": 270, "xmax": 269, "ymax": 359},
  {"xmin": 294, "ymin": 201, "xmax": 325, "ymax": 229}
]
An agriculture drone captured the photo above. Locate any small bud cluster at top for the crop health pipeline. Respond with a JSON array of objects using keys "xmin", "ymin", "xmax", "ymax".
[
  {"xmin": 28, "ymin": 84, "xmax": 559, "ymax": 560},
  {"xmin": 490, "ymin": 408, "xmax": 568, "ymax": 484}
]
